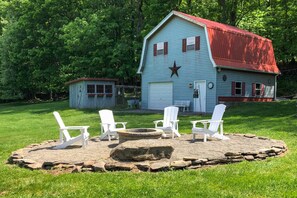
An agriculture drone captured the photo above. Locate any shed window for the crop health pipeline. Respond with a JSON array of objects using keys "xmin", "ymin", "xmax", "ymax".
[
  {"xmin": 153, "ymin": 42, "xmax": 168, "ymax": 56},
  {"xmin": 252, "ymin": 83, "xmax": 265, "ymax": 96},
  {"xmin": 96, "ymin": 85, "xmax": 104, "ymax": 93},
  {"xmin": 87, "ymin": 84, "xmax": 95, "ymax": 93},
  {"xmin": 182, "ymin": 36, "xmax": 200, "ymax": 52},
  {"xmin": 105, "ymin": 85, "xmax": 112, "ymax": 94},
  {"xmin": 231, "ymin": 81, "xmax": 245, "ymax": 96}
]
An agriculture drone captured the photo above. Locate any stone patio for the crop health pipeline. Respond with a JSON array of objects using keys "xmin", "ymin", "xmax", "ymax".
[{"xmin": 8, "ymin": 133, "xmax": 287, "ymax": 174}]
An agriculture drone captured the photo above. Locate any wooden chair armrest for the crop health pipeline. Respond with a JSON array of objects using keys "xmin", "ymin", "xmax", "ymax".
[
  {"xmin": 170, "ymin": 120, "xmax": 179, "ymax": 129},
  {"xmin": 115, "ymin": 122, "xmax": 127, "ymax": 128},
  {"xmin": 153, "ymin": 120, "xmax": 163, "ymax": 127},
  {"xmin": 61, "ymin": 126, "xmax": 89, "ymax": 130},
  {"xmin": 190, "ymin": 120, "xmax": 210, "ymax": 127},
  {"xmin": 100, "ymin": 123, "xmax": 111, "ymax": 134},
  {"xmin": 208, "ymin": 120, "xmax": 223, "ymax": 124}
]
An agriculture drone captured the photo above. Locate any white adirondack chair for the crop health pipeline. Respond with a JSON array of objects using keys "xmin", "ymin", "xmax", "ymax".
[
  {"xmin": 99, "ymin": 109, "xmax": 127, "ymax": 141},
  {"xmin": 154, "ymin": 106, "xmax": 180, "ymax": 138},
  {"xmin": 53, "ymin": 111, "xmax": 89, "ymax": 149},
  {"xmin": 191, "ymin": 104, "xmax": 229, "ymax": 142}
]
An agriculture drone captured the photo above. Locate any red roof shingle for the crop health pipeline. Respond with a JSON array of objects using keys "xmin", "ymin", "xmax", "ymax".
[{"xmin": 177, "ymin": 11, "xmax": 280, "ymax": 74}]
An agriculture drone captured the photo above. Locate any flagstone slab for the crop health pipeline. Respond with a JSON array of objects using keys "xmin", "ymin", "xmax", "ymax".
[{"xmin": 7, "ymin": 134, "xmax": 287, "ymax": 174}]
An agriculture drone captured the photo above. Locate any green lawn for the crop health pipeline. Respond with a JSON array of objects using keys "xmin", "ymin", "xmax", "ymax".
[{"xmin": 0, "ymin": 100, "xmax": 297, "ymax": 197}]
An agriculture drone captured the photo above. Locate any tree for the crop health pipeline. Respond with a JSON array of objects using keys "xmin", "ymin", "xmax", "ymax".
[{"xmin": 0, "ymin": 0, "xmax": 83, "ymax": 99}]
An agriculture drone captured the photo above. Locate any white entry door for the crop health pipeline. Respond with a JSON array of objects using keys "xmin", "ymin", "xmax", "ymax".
[
  {"xmin": 148, "ymin": 82, "xmax": 173, "ymax": 110},
  {"xmin": 193, "ymin": 80, "xmax": 206, "ymax": 113}
]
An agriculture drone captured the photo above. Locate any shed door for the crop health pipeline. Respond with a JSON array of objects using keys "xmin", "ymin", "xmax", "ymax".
[{"xmin": 148, "ymin": 82, "xmax": 173, "ymax": 110}]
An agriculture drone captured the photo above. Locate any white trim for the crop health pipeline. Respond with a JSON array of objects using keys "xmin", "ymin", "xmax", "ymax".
[
  {"xmin": 217, "ymin": 65, "xmax": 280, "ymax": 75},
  {"xmin": 204, "ymin": 27, "xmax": 216, "ymax": 67},
  {"xmin": 175, "ymin": 11, "xmax": 206, "ymax": 27},
  {"xmin": 274, "ymin": 75, "xmax": 278, "ymax": 100},
  {"xmin": 137, "ymin": 12, "xmax": 175, "ymax": 74},
  {"xmin": 137, "ymin": 11, "xmax": 209, "ymax": 74},
  {"xmin": 137, "ymin": 40, "xmax": 147, "ymax": 74},
  {"xmin": 137, "ymin": 10, "xmax": 279, "ymax": 75}
]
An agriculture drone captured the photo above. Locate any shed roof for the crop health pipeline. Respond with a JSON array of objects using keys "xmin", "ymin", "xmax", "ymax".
[
  {"xmin": 138, "ymin": 11, "xmax": 280, "ymax": 74},
  {"xmin": 66, "ymin": 78, "xmax": 118, "ymax": 85}
]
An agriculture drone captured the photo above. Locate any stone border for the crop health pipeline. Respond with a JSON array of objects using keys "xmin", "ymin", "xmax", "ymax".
[{"xmin": 7, "ymin": 134, "xmax": 287, "ymax": 174}]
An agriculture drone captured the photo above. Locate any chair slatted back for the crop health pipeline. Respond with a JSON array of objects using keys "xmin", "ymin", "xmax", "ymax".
[
  {"xmin": 208, "ymin": 104, "xmax": 226, "ymax": 132},
  {"xmin": 99, "ymin": 109, "xmax": 116, "ymax": 132},
  {"xmin": 53, "ymin": 111, "xmax": 71, "ymax": 141},
  {"xmin": 163, "ymin": 106, "xmax": 179, "ymax": 127}
]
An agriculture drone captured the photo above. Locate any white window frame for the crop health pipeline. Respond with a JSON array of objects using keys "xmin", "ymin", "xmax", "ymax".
[
  {"xmin": 186, "ymin": 36, "xmax": 195, "ymax": 51},
  {"xmin": 157, "ymin": 42, "xmax": 164, "ymax": 55},
  {"xmin": 255, "ymin": 83, "xmax": 261, "ymax": 96}
]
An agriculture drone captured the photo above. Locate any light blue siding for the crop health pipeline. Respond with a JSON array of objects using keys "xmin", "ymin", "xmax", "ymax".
[
  {"xmin": 216, "ymin": 69, "xmax": 276, "ymax": 98},
  {"xmin": 141, "ymin": 17, "xmax": 217, "ymax": 112},
  {"xmin": 69, "ymin": 80, "xmax": 116, "ymax": 109}
]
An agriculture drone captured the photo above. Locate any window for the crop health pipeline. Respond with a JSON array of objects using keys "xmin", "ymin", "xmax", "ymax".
[
  {"xmin": 182, "ymin": 36, "xmax": 200, "ymax": 52},
  {"xmin": 231, "ymin": 81, "xmax": 245, "ymax": 96},
  {"xmin": 96, "ymin": 85, "xmax": 104, "ymax": 93},
  {"xmin": 255, "ymin": 83, "xmax": 261, "ymax": 96},
  {"xmin": 105, "ymin": 85, "xmax": 112, "ymax": 94},
  {"xmin": 252, "ymin": 83, "xmax": 264, "ymax": 96},
  {"xmin": 153, "ymin": 42, "xmax": 168, "ymax": 56},
  {"xmin": 105, "ymin": 85, "xmax": 113, "ymax": 97},
  {"xmin": 157, "ymin": 42, "xmax": 164, "ymax": 55},
  {"xmin": 186, "ymin": 37, "xmax": 195, "ymax": 50},
  {"xmin": 87, "ymin": 84, "xmax": 95, "ymax": 97},
  {"xmin": 235, "ymin": 82, "xmax": 242, "ymax": 95},
  {"xmin": 87, "ymin": 84, "xmax": 95, "ymax": 93}
]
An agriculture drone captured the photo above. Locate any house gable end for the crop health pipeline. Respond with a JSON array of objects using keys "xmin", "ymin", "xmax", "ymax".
[{"xmin": 138, "ymin": 11, "xmax": 280, "ymax": 75}]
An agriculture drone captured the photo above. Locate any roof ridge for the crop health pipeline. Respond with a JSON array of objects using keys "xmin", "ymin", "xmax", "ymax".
[{"xmin": 174, "ymin": 11, "xmax": 270, "ymax": 41}]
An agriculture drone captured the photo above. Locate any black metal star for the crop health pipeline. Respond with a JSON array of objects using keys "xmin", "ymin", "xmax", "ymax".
[{"xmin": 169, "ymin": 61, "xmax": 181, "ymax": 77}]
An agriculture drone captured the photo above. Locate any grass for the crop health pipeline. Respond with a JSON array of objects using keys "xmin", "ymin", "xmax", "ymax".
[{"xmin": 0, "ymin": 100, "xmax": 297, "ymax": 197}]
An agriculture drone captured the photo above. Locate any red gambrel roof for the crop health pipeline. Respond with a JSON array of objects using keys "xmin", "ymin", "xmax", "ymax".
[{"xmin": 177, "ymin": 11, "xmax": 280, "ymax": 74}]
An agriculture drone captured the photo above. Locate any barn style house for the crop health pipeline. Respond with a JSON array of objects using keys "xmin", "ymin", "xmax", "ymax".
[{"xmin": 137, "ymin": 11, "xmax": 280, "ymax": 113}]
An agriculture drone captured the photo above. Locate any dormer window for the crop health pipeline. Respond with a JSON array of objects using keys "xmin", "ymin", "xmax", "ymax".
[
  {"xmin": 182, "ymin": 36, "xmax": 200, "ymax": 52},
  {"xmin": 153, "ymin": 42, "xmax": 168, "ymax": 56}
]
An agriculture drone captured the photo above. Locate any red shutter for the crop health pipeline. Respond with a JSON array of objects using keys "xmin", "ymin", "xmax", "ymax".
[
  {"xmin": 153, "ymin": 44, "xmax": 157, "ymax": 56},
  {"xmin": 252, "ymin": 83, "xmax": 256, "ymax": 96},
  {"xmin": 231, "ymin": 81, "xmax": 235, "ymax": 96},
  {"xmin": 195, "ymin": 36, "xmax": 200, "ymax": 50},
  {"xmin": 164, "ymin": 42, "xmax": 168, "ymax": 55},
  {"xmin": 261, "ymin": 84, "xmax": 265, "ymax": 96},
  {"xmin": 241, "ymin": 82, "xmax": 245, "ymax": 96},
  {"xmin": 182, "ymin": 39, "xmax": 186, "ymax": 52}
]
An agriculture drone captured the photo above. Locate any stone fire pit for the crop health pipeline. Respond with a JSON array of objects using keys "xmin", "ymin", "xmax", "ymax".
[{"xmin": 117, "ymin": 128, "xmax": 163, "ymax": 143}]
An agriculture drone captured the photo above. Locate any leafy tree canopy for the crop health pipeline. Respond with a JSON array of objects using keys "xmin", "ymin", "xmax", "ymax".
[{"xmin": 0, "ymin": 0, "xmax": 296, "ymax": 100}]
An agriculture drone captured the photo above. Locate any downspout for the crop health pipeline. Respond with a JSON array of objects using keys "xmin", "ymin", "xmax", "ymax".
[{"xmin": 274, "ymin": 74, "xmax": 278, "ymax": 101}]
